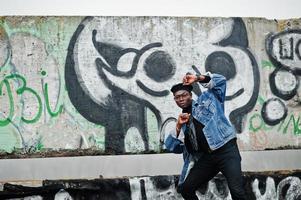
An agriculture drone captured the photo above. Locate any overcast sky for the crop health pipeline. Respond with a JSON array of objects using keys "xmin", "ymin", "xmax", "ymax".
[{"xmin": 0, "ymin": 0, "xmax": 300, "ymax": 19}]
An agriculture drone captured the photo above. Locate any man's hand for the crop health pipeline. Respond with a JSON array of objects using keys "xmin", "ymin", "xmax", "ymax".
[
  {"xmin": 183, "ymin": 74, "xmax": 206, "ymax": 85},
  {"xmin": 176, "ymin": 113, "xmax": 190, "ymax": 137},
  {"xmin": 182, "ymin": 74, "xmax": 197, "ymax": 85}
]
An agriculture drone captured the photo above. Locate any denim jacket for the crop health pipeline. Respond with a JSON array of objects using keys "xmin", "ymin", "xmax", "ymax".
[{"xmin": 164, "ymin": 72, "xmax": 236, "ymax": 185}]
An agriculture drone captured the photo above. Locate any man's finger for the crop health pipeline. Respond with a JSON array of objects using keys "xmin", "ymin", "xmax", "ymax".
[{"xmin": 183, "ymin": 77, "xmax": 188, "ymax": 85}]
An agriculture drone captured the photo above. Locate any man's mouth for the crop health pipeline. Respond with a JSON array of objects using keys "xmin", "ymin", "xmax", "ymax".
[{"xmin": 179, "ymin": 103, "xmax": 186, "ymax": 107}]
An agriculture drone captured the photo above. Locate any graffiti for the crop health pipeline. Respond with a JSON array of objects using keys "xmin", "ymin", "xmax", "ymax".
[
  {"xmin": 54, "ymin": 189, "xmax": 73, "ymax": 200},
  {"xmin": 266, "ymin": 29, "xmax": 301, "ymax": 101},
  {"xmin": 0, "ymin": 25, "xmax": 9, "ymax": 69},
  {"xmin": 252, "ymin": 176, "xmax": 301, "ymax": 200},
  {"xmin": 130, "ymin": 176, "xmax": 181, "ymax": 199},
  {"xmin": 249, "ymin": 109, "xmax": 301, "ymax": 136},
  {"xmin": 261, "ymin": 98, "xmax": 288, "ymax": 126},
  {"xmin": 266, "ymin": 29, "xmax": 301, "ymax": 73},
  {"xmin": 0, "ymin": 16, "xmax": 300, "ymax": 153},
  {"xmin": 261, "ymin": 60, "xmax": 275, "ymax": 70},
  {"xmin": 249, "ymin": 130, "xmax": 268, "ymax": 149},
  {"xmin": 282, "ymin": 114, "xmax": 301, "ymax": 135},
  {"xmin": 269, "ymin": 68, "xmax": 299, "ymax": 101},
  {"xmin": 212, "ymin": 18, "xmax": 260, "ymax": 133},
  {"xmin": 0, "ymin": 19, "xmax": 75, "ymax": 152},
  {"xmin": 65, "ymin": 16, "xmax": 260, "ymax": 153},
  {"xmin": 129, "ymin": 176, "xmax": 232, "ymax": 199},
  {"xmin": 2, "ymin": 172, "xmax": 301, "ymax": 199},
  {"xmin": 0, "ymin": 73, "xmax": 63, "ymax": 126},
  {"xmin": 246, "ymin": 28, "xmax": 301, "ymax": 141}
]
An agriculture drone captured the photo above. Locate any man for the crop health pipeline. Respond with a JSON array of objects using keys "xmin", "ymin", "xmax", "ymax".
[{"xmin": 164, "ymin": 72, "xmax": 246, "ymax": 200}]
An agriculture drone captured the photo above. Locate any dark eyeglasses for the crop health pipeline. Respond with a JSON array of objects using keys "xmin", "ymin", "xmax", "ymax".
[{"xmin": 174, "ymin": 92, "xmax": 190, "ymax": 101}]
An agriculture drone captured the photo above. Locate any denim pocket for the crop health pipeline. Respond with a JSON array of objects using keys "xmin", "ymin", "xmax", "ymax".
[
  {"xmin": 217, "ymin": 119, "xmax": 231, "ymax": 138},
  {"xmin": 201, "ymin": 100, "xmax": 214, "ymax": 117}
]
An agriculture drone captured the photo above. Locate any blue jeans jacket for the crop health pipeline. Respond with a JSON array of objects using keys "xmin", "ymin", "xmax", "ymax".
[{"xmin": 164, "ymin": 72, "xmax": 236, "ymax": 185}]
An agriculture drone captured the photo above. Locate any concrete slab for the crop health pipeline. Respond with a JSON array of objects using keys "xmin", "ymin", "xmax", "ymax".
[{"xmin": 0, "ymin": 149, "xmax": 301, "ymax": 182}]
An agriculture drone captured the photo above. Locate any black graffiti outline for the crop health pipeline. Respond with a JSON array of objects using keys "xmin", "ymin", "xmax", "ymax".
[
  {"xmin": 66, "ymin": 17, "xmax": 180, "ymax": 153},
  {"xmin": 93, "ymin": 29, "xmax": 163, "ymax": 78},
  {"xmin": 266, "ymin": 29, "xmax": 301, "ymax": 101},
  {"xmin": 266, "ymin": 29, "xmax": 301, "ymax": 75},
  {"xmin": 261, "ymin": 98, "xmax": 288, "ymax": 126},
  {"xmin": 204, "ymin": 51, "xmax": 245, "ymax": 101},
  {"xmin": 213, "ymin": 17, "xmax": 260, "ymax": 133},
  {"xmin": 269, "ymin": 68, "xmax": 299, "ymax": 100},
  {"xmin": 93, "ymin": 30, "xmax": 170, "ymax": 97},
  {"xmin": 95, "ymin": 57, "xmax": 162, "ymax": 128},
  {"xmin": 136, "ymin": 80, "xmax": 169, "ymax": 97},
  {"xmin": 2, "ymin": 172, "xmax": 301, "ymax": 199}
]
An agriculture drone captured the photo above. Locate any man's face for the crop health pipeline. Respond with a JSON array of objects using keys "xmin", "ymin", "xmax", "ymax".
[{"xmin": 173, "ymin": 90, "xmax": 192, "ymax": 109}]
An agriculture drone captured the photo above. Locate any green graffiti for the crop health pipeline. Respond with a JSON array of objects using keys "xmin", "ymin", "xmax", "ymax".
[
  {"xmin": 21, "ymin": 87, "xmax": 42, "ymax": 123},
  {"xmin": 261, "ymin": 60, "xmax": 275, "ymax": 69},
  {"xmin": 44, "ymin": 83, "xmax": 63, "ymax": 117},
  {"xmin": 249, "ymin": 113, "xmax": 264, "ymax": 132},
  {"xmin": 283, "ymin": 114, "xmax": 301, "ymax": 135},
  {"xmin": 249, "ymin": 111, "xmax": 301, "ymax": 135},
  {"xmin": 41, "ymin": 70, "xmax": 47, "ymax": 76},
  {"xmin": 36, "ymin": 142, "xmax": 44, "ymax": 151},
  {"xmin": 0, "ymin": 79, "xmax": 14, "ymax": 126},
  {"xmin": 5, "ymin": 74, "xmax": 43, "ymax": 124},
  {"xmin": 257, "ymin": 96, "xmax": 265, "ymax": 105},
  {"xmin": 35, "ymin": 136, "xmax": 44, "ymax": 151},
  {"xmin": 0, "ymin": 73, "xmax": 63, "ymax": 126}
]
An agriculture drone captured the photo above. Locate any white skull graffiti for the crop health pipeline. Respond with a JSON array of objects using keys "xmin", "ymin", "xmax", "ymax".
[{"xmin": 66, "ymin": 16, "xmax": 259, "ymax": 152}]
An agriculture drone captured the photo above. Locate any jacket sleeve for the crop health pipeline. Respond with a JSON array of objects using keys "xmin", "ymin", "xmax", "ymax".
[
  {"xmin": 200, "ymin": 72, "xmax": 226, "ymax": 103},
  {"xmin": 164, "ymin": 128, "xmax": 185, "ymax": 154}
]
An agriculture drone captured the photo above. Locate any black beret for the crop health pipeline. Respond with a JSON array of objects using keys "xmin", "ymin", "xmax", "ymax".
[{"xmin": 170, "ymin": 83, "xmax": 193, "ymax": 93}]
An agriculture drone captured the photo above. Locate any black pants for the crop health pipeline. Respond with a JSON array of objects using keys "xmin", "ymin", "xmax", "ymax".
[{"xmin": 177, "ymin": 139, "xmax": 246, "ymax": 200}]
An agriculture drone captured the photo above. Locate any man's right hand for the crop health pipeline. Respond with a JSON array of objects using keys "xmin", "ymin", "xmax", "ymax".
[
  {"xmin": 182, "ymin": 74, "xmax": 198, "ymax": 85},
  {"xmin": 176, "ymin": 113, "xmax": 190, "ymax": 136}
]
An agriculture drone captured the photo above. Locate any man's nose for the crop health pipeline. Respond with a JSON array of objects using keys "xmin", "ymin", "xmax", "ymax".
[{"xmin": 178, "ymin": 96, "xmax": 185, "ymax": 101}]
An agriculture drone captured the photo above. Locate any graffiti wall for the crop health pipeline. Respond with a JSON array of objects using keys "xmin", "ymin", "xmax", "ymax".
[
  {"xmin": 0, "ymin": 16, "xmax": 301, "ymax": 154},
  {"xmin": 1, "ymin": 171, "xmax": 301, "ymax": 199}
]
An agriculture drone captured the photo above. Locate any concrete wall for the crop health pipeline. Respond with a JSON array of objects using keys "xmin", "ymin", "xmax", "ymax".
[
  {"xmin": 1, "ymin": 16, "xmax": 301, "ymax": 200},
  {"xmin": 0, "ymin": 16, "xmax": 301, "ymax": 154},
  {"xmin": 1, "ymin": 171, "xmax": 301, "ymax": 199}
]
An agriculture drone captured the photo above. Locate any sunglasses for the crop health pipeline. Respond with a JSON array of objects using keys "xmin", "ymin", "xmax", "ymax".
[{"xmin": 174, "ymin": 91, "xmax": 190, "ymax": 101}]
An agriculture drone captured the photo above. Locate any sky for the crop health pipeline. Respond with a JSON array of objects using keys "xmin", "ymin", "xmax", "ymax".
[{"xmin": 0, "ymin": 0, "xmax": 300, "ymax": 19}]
